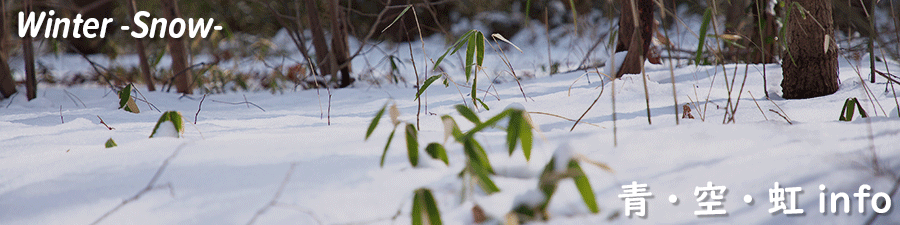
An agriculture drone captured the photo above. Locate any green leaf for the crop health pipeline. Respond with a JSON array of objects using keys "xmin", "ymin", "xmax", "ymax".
[
  {"xmin": 519, "ymin": 112, "xmax": 533, "ymax": 161},
  {"xmin": 854, "ymin": 99, "xmax": 869, "ymax": 118},
  {"xmin": 425, "ymin": 143, "xmax": 449, "ymax": 165},
  {"xmin": 465, "ymin": 32, "xmax": 476, "ymax": 82},
  {"xmin": 105, "ymin": 138, "xmax": 117, "ymax": 148},
  {"xmin": 463, "ymin": 138, "xmax": 494, "ymax": 174},
  {"xmin": 406, "ymin": 124, "xmax": 419, "ymax": 167},
  {"xmin": 433, "ymin": 30, "xmax": 475, "ymax": 70},
  {"xmin": 468, "ymin": 157, "xmax": 500, "ymax": 194},
  {"xmin": 366, "ymin": 103, "xmax": 388, "ymax": 140},
  {"xmin": 382, "ymin": 5, "xmax": 412, "ymax": 33},
  {"xmin": 568, "ymin": 0, "xmax": 578, "ymax": 30},
  {"xmin": 538, "ymin": 157, "xmax": 559, "ymax": 209},
  {"xmin": 420, "ymin": 189, "xmax": 443, "ymax": 225},
  {"xmin": 695, "ymin": 9, "xmax": 712, "ymax": 65},
  {"xmin": 455, "ymin": 105, "xmax": 481, "ymax": 125},
  {"xmin": 465, "ymin": 109, "xmax": 512, "ymax": 136},
  {"xmin": 150, "ymin": 111, "xmax": 184, "ymax": 138},
  {"xmin": 475, "ymin": 32, "xmax": 484, "ymax": 68},
  {"xmin": 840, "ymin": 98, "xmax": 852, "ymax": 121},
  {"xmin": 441, "ymin": 115, "xmax": 464, "ymax": 142},
  {"xmin": 416, "ymin": 75, "xmax": 443, "ymax": 100},
  {"xmin": 380, "ymin": 129, "xmax": 397, "ymax": 167},
  {"xmin": 569, "ymin": 161, "xmax": 600, "ymax": 213},
  {"xmin": 524, "ymin": 0, "xmax": 531, "ymax": 26},
  {"xmin": 506, "ymin": 112, "xmax": 520, "ymax": 157},
  {"xmin": 118, "ymin": 84, "xmax": 132, "ymax": 109},
  {"xmin": 412, "ymin": 189, "xmax": 424, "ymax": 225}
]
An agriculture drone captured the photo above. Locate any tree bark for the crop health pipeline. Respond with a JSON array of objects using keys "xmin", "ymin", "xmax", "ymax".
[
  {"xmin": 328, "ymin": 0, "xmax": 352, "ymax": 88},
  {"xmin": 615, "ymin": 0, "xmax": 653, "ymax": 77},
  {"xmin": 751, "ymin": 0, "xmax": 777, "ymax": 64},
  {"xmin": 128, "ymin": 0, "xmax": 155, "ymax": 91},
  {"xmin": 0, "ymin": 0, "xmax": 16, "ymax": 98},
  {"xmin": 23, "ymin": 0, "xmax": 37, "ymax": 100},
  {"xmin": 162, "ymin": 0, "xmax": 192, "ymax": 94},
  {"xmin": 781, "ymin": 0, "xmax": 839, "ymax": 99},
  {"xmin": 304, "ymin": 0, "xmax": 331, "ymax": 78}
]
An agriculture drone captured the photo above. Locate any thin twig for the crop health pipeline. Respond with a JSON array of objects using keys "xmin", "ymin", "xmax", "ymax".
[
  {"xmin": 747, "ymin": 91, "xmax": 768, "ymax": 121},
  {"xmin": 209, "ymin": 99, "xmax": 266, "ymax": 112},
  {"xmin": 97, "ymin": 116, "xmax": 115, "ymax": 130},
  {"xmin": 572, "ymin": 69, "xmax": 607, "ymax": 131},
  {"xmin": 90, "ymin": 142, "xmax": 189, "ymax": 225},
  {"xmin": 131, "ymin": 86, "xmax": 161, "ymax": 112},
  {"xmin": 63, "ymin": 89, "xmax": 86, "ymax": 108},
  {"xmin": 246, "ymin": 163, "xmax": 298, "ymax": 225},
  {"xmin": 768, "ymin": 109, "xmax": 792, "ymax": 125},
  {"xmin": 194, "ymin": 94, "xmax": 207, "ymax": 124},
  {"xmin": 5, "ymin": 92, "xmax": 17, "ymax": 108}
]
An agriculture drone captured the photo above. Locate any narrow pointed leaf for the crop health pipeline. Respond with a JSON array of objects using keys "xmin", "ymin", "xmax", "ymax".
[
  {"xmin": 695, "ymin": 9, "xmax": 712, "ymax": 65},
  {"xmin": 519, "ymin": 112, "xmax": 533, "ymax": 161},
  {"xmin": 118, "ymin": 84, "xmax": 133, "ymax": 109},
  {"xmin": 382, "ymin": 5, "xmax": 412, "ymax": 33},
  {"xmin": 469, "ymin": 161, "xmax": 500, "ymax": 194},
  {"xmin": 406, "ymin": 124, "xmax": 419, "ymax": 167},
  {"xmin": 569, "ymin": 161, "xmax": 599, "ymax": 213},
  {"xmin": 425, "ymin": 143, "xmax": 449, "ymax": 165},
  {"xmin": 433, "ymin": 30, "xmax": 475, "ymax": 70},
  {"xmin": 412, "ymin": 190, "xmax": 424, "ymax": 225},
  {"xmin": 455, "ymin": 105, "xmax": 481, "ymax": 124},
  {"xmin": 507, "ymin": 112, "xmax": 521, "ymax": 156},
  {"xmin": 421, "ymin": 189, "xmax": 443, "ymax": 225},
  {"xmin": 475, "ymin": 32, "xmax": 484, "ymax": 67},
  {"xmin": 465, "ymin": 109, "xmax": 512, "ymax": 135},
  {"xmin": 366, "ymin": 103, "xmax": 388, "ymax": 140},
  {"xmin": 465, "ymin": 33, "xmax": 476, "ymax": 81},
  {"xmin": 855, "ymin": 100, "xmax": 869, "ymax": 118},
  {"xmin": 380, "ymin": 129, "xmax": 396, "ymax": 167},
  {"xmin": 416, "ymin": 75, "xmax": 443, "ymax": 100}
]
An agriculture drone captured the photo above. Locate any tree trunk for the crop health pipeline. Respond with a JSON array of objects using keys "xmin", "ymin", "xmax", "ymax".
[
  {"xmin": 615, "ymin": 0, "xmax": 653, "ymax": 77},
  {"xmin": 328, "ymin": 0, "xmax": 352, "ymax": 88},
  {"xmin": 781, "ymin": 0, "xmax": 839, "ymax": 99},
  {"xmin": 751, "ymin": 0, "xmax": 777, "ymax": 64},
  {"xmin": 304, "ymin": 0, "xmax": 331, "ymax": 78},
  {"xmin": 23, "ymin": 0, "xmax": 37, "ymax": 100},
  {"xmin": 162, "ymin": 0, "xmax": 192, "ymax": 94},
  {"xmin": 128, "ymin": 0, "xmax": 155, "ymax": 91},
  {"xmin": 0, "ymin": 0, "xmax": 16, "ymax": 98}
]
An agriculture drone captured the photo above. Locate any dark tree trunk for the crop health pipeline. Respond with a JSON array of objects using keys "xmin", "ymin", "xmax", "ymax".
[
  {"xmin": 751, "ymin": 0, "xmax": 777, "ymax": 64},
  {"xmin": 128, "ymin": 0, "xmax": 155, "ymax": 91},
  {"xmin": 615, "ymin": 0, "xmax": 653, "ymax": 77},
  {"xmin": 162, "ymin": 0, "xmax": 192, "ymax": 94},
  {"xmin": 0, "ymin": 0, "xmax": 16, "ymax": 98},
  {"xmin": 304, "ymin": 0, "xmax": 332, "ymax": 78},
  {"xmin": 329, "ymin": 0, "xmax": 352, "ymax": 88},
  {"xmin": 23, "ymin": 0, "xmax": 37, "ymax": 100},
  {"xmin": 781, "ymin": 0, "xmax": 839, "ymax": 99}
]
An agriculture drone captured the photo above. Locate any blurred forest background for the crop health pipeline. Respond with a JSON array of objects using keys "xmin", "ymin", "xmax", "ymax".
[{"xmin": 0, "ymin": 0, "xmax": 898, "ymax": 99}]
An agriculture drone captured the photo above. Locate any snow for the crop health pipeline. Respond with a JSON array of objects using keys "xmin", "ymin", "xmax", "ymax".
[
  {"xmin": 150, "ymin": 121, "xmax": 178, "ymax": 138},
  {"xmin": 2, "ymin": 18, "xmax": 900, "ymax": 225}
]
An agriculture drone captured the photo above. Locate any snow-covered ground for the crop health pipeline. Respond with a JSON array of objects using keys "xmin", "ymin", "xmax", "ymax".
[{"xmin": 3, "ymin": 18, "xmax": 900, "ymax": 224}]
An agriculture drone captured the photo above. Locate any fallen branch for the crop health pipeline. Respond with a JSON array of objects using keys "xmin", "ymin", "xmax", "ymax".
[
  {"xmin": 90, "ymin": 142, "xmax": 189, "ymax": 225},
  {"xmin": 246, "ymin": 163, "xmax": 298, "ymax": 225},
  {"xmin": 210, "ymin": 97, "xmax": 266, "ymax": 112}
]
